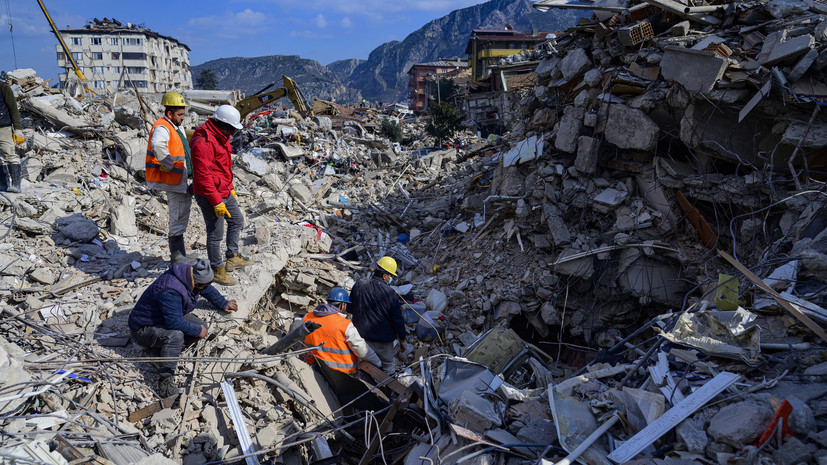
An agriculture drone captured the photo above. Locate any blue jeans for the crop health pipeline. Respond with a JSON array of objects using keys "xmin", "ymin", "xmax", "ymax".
[
  {"xmin": 194, "ymin": 193, "xmax": 243, "ymax": 269},
  {"xmin": 131, "ymin": 313, "xmax": 206, "ymax": 378}
]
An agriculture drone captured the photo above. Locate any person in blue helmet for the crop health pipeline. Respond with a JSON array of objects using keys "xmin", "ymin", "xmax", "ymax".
[{"xmin": 303, "ymin": 287, "xmax": 381, "ymax": 374}]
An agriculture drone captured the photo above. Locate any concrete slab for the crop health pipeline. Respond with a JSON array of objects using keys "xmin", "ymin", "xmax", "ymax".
[{"xmin": 661, "ymin": 46, "xmax": 727, "ymax": 93}]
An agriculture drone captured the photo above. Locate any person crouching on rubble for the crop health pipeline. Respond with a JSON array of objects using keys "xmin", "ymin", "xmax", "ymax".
[
  {"xmin": 128, "ymin": 259, "xmax": 238, "ymax": 397},
  {"xmin": 348, "ymin": 257, "xmax": 406, "ymax": 374},
  {"xmin": 303, "ymin": 287, "xmax": 382, "ymax": 373},
  {"xmin": 190, "ymin": 104, "xmax": 253, "ymax": 286}
]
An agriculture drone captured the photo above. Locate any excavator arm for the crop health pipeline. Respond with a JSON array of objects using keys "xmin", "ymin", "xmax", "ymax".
[
  {"xmin": 235, "ymin": 75, "xmax": 312, "ymax": 120},
  {"xmin": 37, "ymin": 0, "xmax": 92, "ymax": 95}
]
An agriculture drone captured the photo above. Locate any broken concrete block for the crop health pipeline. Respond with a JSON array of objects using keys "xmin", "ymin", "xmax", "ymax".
[
  {"xmin": 788, "ymin": 48, "xmax": 819, "ymax": 82},
  {"xmin": 815, "ymin": 20, "xmax": 827, "ymax": 42},
  {"xmin": 676, "ymin": 415, "xmax": 708, "ymax": 453},
  {"xmin": 766, "ymin": 0, "xmax": 809, "ymax": 17},
  {"xmin": 544, "ymin": 204, "xmax": 571, "ymax": 245},
  {"xmin": 708, "ymin": 400, "xmax": 773, "ymax": 448},
  {"xmin": 559, "ymin": 48, "xmax": 592, "ymax": 81},
  {"xmin": 574, "ymin": 136, "xmax": 599, "ymax": 174},
  {"xmin": 288, "ymin": 182, "xmax": 313, "ymax": 205},
  {"xmin": 594, "ymin": 188, "xmax": 628, "ymax": 206},
  {"xmin": 110, "ymin": 197, "xmax": 138, "ymax": 237},
  {"xmin": 661, "ymin": 46, "xmax": 727, "ymax": 93},
  {"xmin": 583, "ymin": 68, "xmax": 602, "ymax": 87},
  {"xmin": 29, "ymin": 268, "xmax": 56, "ymax": 285},
  {"xmin": 553, "ymin": 248, "xmax": 595, "ymax": 279},
  {"xmin": 22, "ymin": 158, "xmax": 43, "ymax": 182},
  {"xmin": 554, "ymin": 106, "xmax": 585, "ymax": 153},
  {"xmin": 56, "ymin": 214, "xmax": 100, "ymax": 243},
  {"xmin": 671, "ymin": 21, "xmax": 690, "ymax": 36},
  {"xmin": 782, "ymin": 120, "xmax": 827, "ymax": 148},
  {"xmin": 786, "ymin": 395, "xmax": 816, "ymax": 438},
  {"xmin": 603, "ymin": 104, "xmax": 659, "ymax": 151},
  {"xmin": 275, "ymin": 142, "xmax": 304, "ymax": 160},
  {"xmin": 540, "ymin": 301, "xmax": 560, "ymax": 325},
  {"xmin": 773, "ymin": 436, "xmax": 817, "ymax": 464},
  {"xmin": 535, "ymin": 56, "xmax": 560, "ymax": 78},
  {"xmin": 758, "ymin": 31, "xmax": 814, "ymax": 66},
  {"xmin": 14, "ymin": 218, "xmax": 51, "ymax": 235},
  {"xmin": 239, "ymin": 153, "xmax": 270, "ymax": 177}
]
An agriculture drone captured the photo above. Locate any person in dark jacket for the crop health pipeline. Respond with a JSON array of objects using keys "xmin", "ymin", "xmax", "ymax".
[
  {"xmin": 128, "ymin": 259, "xmax": 237, "ymax": 397},
  {"xmin": 0, "ymin": 81, "xmax": 24, "ymax": 193},
  {"xmin": 348, "ymin": 256, "xmax": 406, "ymax": 373}
]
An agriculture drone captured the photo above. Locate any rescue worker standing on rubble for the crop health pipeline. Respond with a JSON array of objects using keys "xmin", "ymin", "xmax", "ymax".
[
  {"xmin": 348, "ymin": 256, "xmax": 406, "ymax": 374},
  {"xmin": 0, "ymin": 79, "xmax": 25, "ymax": 193},
  {"xmin": 146, "ymin": 92, "xmax": 195, "ymax": 264},
  {"xmin": 128, "ymin": 259, "xmax": 238, "ymax": 397},
  {"xmin": 303, "ymin": 287, "xmax": 382, "ymax": 373},
  {"xmin": 190, "ymin": 104, "xmax": 253, "ymax": 286}
]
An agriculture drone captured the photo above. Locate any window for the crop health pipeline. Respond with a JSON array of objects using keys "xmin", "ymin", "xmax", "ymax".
[
  {"xmin": 56, "ymin": 52, "xmax": 65, "ymax": 60},
  {"xmin": 125, "ymin": 67, "xmax": 145, "ymax": 75},
  {"xmin": 70, "ymin": 37, "xmax": 82, "ymax": 45},
  {"xmin": 110, "ymin": 37, "xmax": 119, "ymax": 45},
  {"xmin": 90, "ymin": 37, "xmax": 102, "ymax": 45},
  {"xmin": 93, "ymin": 66, "xmax": 104, "ymax": 74},
  {"xmin": 122, "ymin": 52, "xmax": 146, "ymax": 60},
  {"xmin": 91, "ymin": 52, "xmax": 103, "ymax": 60},
  {"xmin": 71, "ymin": 52, "xmax": 83, "ymax": 63},
  {"xmin": 122, "ymin": 37, "xmax": 143, "ymax": 46},
  {"xmin": 134, "ymin": 81, "xmax": 147, "ymax": 88},
  {"xmin": 112, "ymin": 66, "xmax": 120, "ymax": 74},
  {"xmin": 112, "ymin": 52, "xmax": 120, "ymax": 60},
  {"xmin": 93, "ymin": 80, "xmax": 105, "ymax": 89}
]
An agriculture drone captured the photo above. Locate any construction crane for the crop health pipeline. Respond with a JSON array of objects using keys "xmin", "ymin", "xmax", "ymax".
[{"xmin": 36, "ymin": 0, "xmax": 91, "ymax": 95}]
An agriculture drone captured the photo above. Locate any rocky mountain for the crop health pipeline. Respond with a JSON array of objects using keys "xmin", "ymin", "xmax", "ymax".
[
  {"xmin": 190, "ymin": 0, "xmax": 583, "ymax": 103},
  {"xmin": 191, "ymin": 55, "xmax": 353, "ymax": 102},
  {"xmin": 345, "ymin": 0, "xmax": 585, "ymax": 102},
  {"xmin": 326, "ymin": 59, "xmax": 365, "ymax": 84}
]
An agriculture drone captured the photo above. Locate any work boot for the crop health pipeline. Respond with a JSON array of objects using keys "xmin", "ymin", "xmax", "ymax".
[
  {"xmin": 169, "ymin": 235, "xmax": 196, "ymax": 265},
  {"xmin": 0, "ymin": 165, "xmax": 8, "ymax": 192},
  {"xmin": 6, "ymin": 164, "xmax": 21, "ymax": 193},
  {"xmin": 212, "ymin": 265, "xmax": 238, "ymax": 286},
  {"xmin": 224, "ymin": 252, "xmax": 253, "ymax": 272},
  {"xmin": 157, "ymin": 376, "xmax": 178, "ymax": 398}
]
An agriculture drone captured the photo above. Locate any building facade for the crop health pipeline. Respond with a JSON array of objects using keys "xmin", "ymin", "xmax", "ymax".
[
  {"xmin": 406, "ymin": 60, "xmax": 468, "ymax": 112},
  {"xmin": 55, "ymin": 18, "xmax": 192, "ymax": 93},
  {"xmin": 465, "ymin": 28, "xmax": 552, "ymax": 86}
]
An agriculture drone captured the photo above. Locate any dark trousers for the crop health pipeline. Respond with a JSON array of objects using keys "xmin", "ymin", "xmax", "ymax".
[
  {"xmin": 194, "ymin": 193, "xmax": 243, "ymax": 269},
  {"xmin": 131, "ymin": 313, "xmax": 206, "ymax": 378}
]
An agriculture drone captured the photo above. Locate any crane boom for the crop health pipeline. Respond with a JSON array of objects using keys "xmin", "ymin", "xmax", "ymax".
[{"xmin": 36, "ymin": 0, "xmax": 91, "ymax": 93}]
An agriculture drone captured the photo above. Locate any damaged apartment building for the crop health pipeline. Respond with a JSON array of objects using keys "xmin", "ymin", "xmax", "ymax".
[
  {"xmin": 55, "ymin": 17, "xmax": 193, "ymax": 94},
  {"xmin": 5, "ymin": 0, "xmax": 827, "ymax": 462}
]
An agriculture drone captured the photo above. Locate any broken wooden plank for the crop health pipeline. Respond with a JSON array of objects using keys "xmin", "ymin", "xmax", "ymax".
[
  {"xmin": 359, "ymin": 361, "xmax": 418, "ymax": 398},
  {"xmin": 127, "ymin": 394, "xmax": 179, "ymax": 423},
  {"xmin": 718, "ymin": 250, "xmax": 827, "ymax": 343},
  {"xmin": 676, "ymin": 192, "xmax": 717, "ymax": 248},
  {"xmin": 606, "ymin": 371, "xmax": 740, "ymax": 463}
]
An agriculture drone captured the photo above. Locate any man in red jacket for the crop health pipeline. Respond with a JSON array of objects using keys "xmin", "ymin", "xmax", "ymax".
[{"xmin": 190, "ymin": 105, "xmax": 253, "ymax": 286}]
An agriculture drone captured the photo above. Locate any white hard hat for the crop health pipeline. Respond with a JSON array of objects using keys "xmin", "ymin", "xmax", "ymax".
[{"xmin": 213, "ymin": 104, "xmax": 242, "ymax": 130}]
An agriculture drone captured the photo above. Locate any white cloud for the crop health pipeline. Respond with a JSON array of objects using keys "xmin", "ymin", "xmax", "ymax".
[
  {"xmin": 341, "ymin": 17, "xmax": 353, "ymax": 28},
  {"xmin": 314, "ymin": 14, "xmax": 328, "ymax": 29},
  {"xmin": 186, "ymin": 9, "xmax": 269, "ymax": 38}
]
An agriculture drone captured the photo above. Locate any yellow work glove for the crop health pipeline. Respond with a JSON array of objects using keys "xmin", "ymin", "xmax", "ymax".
[
  {"xmin": 13, "ymin": 130, "xmax": 24, "ymax": 145},
  {"xmin": 213, "ymin": 202, "xmax": 231, "ymax": 218},
  {"xmin": 230, "ymin": 189, "xmax": 237, "ymax": 200}
]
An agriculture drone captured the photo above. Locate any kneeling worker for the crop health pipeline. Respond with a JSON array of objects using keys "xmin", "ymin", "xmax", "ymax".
[
  {"xmin": 128, "ymin": 259, "xmax": 238, "ymax": 397},
  {"xmin": 303, "ymin": 288, "xmax": 381, "ymax": 373}
]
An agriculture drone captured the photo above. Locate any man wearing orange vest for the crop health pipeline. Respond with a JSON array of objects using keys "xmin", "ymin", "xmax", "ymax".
[
  {"xmin": 146, "ymin": 92, "xmax": 195, "ymax": 264},
  {"xmin": 303, "ymin": 288, "xmax": 381, "ymax": 373}
]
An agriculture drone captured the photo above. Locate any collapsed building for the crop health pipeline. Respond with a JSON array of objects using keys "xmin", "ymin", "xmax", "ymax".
[{"xmin": 3, "ymin": 0, "xmax": 827, "ymax": 459}]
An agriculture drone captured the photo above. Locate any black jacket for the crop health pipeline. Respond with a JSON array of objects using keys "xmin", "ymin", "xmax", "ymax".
[{"xmin": 348, "ymin": 277, "xmax": 405, "ymax": 343}]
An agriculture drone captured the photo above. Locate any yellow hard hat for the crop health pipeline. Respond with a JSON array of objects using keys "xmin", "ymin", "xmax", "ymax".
[
  {"xmin": 377, "ymin": 256, "xmax": 398, "ymax": 276},
  {"xmin": 161, "ymin": 91, "xmax": 186, "ymax": 107}
]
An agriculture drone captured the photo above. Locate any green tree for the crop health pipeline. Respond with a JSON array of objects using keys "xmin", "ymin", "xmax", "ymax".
[
  {"xmin": 195, "ymin": 68, "xmax": 218, "ymax": 90},
  {"xmin": 431, "ymin": 77, "xmax": 459, "ymax": 103},
  {"xmin": 380, "ymin": 118, "xmax": 403, "ymax": 143},
  {"xmin": 425, "ymin": 99, "xmax": 464, "ymax": 145}
]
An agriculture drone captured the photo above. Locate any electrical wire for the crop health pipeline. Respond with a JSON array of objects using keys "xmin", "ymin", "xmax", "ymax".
[{"xmin": 3, "ymin": 0, "xmax": 17, "ymax": 69}]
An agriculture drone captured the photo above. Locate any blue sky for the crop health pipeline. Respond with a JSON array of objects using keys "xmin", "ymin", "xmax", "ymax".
[{"xmin": 1, "ymin": 0, "xmax": 484, "ymax": 82}]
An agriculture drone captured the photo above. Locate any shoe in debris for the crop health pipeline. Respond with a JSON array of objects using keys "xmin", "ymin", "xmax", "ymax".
[
  {"xmin": 157, "ymin": 377, "xmax": 178, "ymax": 398},
  {"xmin": 213, "ymin": 265, "xmax": 238, "ymax": 286},
  {"xmin": 225, "ymin": 253, "xmax": 253, "ymax": 272}
]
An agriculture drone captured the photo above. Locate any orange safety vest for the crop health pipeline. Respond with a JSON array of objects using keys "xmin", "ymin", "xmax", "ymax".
[
  {"xmin": 303, "ymin": 312, "xmax": 359, "ymax": 373},
  {"xmin": 146, "ymin": 117, "xmax": 186, "ymax": 185}
]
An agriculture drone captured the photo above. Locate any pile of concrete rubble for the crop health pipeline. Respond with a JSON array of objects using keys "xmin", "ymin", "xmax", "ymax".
[{"xmin": 2, "ymin": 1, "xmax": 827, "ymax": 457}]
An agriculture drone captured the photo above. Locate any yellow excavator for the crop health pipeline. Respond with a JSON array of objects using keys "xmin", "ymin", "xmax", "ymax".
[{"xmin": 235, "ymin": 76, "xmax": 312, "ymax": 120}]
